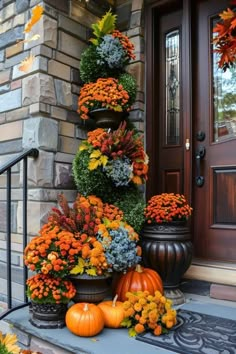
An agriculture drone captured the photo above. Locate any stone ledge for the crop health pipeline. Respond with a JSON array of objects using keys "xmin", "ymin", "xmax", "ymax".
[{"xmin": 4, "ymin": 307, "xmax": 160, "ymax": 354}]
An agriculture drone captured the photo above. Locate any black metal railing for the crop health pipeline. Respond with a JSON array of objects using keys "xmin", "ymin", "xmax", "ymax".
[{"xmin": 0, "ymin": 148, "xmax": 39, "ymax": 319}]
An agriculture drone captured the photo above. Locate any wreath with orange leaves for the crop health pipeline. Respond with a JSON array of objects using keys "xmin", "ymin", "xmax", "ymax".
[{"xmin": 213, "ymin": 1, "xmax": 236, "ymax": 71}]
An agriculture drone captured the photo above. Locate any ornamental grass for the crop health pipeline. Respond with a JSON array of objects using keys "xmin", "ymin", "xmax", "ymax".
[
  {"xmin": 144, "ymin": 193, "xmax": 193, "ymax": 224},
  {"xmin": 121, "ymin": 290, "xmax": 177, "ymax": 337}
]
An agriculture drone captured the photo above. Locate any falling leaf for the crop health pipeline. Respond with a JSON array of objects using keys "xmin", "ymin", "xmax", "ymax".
[
  {"xmin": 19, "ymin": 54, "xmax": 35, "ymax": 72},
  {"xmin": 24, "ymin": 4, "xmax": 44, "ymax": 33},
  {"xmin": 26, "ymin": 34, "xmax": 41, "ymax": 42},
  {"xmin": 91, "ymin": 338, "xmax": 99, "ymax": 342}
]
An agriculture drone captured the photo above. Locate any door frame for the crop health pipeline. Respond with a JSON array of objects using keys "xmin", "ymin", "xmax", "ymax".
[{"xmin": 145, "ymin": 0, "xmax": 192, "ymax": 203}]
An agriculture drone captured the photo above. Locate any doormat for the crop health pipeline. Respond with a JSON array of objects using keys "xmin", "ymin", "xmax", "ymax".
[{"xmin": 136, "ymin": 310, "xmax": 236, "ymax": 354}]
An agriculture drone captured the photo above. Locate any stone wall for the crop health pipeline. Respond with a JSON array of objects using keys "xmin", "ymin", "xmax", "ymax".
[{"xmin": 0, "ymin": 0, "xmax": 145, "ymax": 304}]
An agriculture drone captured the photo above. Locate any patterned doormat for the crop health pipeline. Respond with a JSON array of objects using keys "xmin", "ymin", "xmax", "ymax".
[{"xmin": 136, "ymin": 310, "xmax": 236, "ymax": 354}]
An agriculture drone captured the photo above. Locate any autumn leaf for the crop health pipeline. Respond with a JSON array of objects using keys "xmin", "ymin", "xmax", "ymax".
[
  {"xmin": 230, "ymin": 17, "xmax": 236, "ymax": 29},
  {"xmin": 86, "ymin": 268, "xmax": 97, "ymax": 276},
  {"xmin": 18, "ymin": 54, "xmax": 35, "ymax": 72},
  {"xmin": 24, "ymin": 4, "xmax": 44, "ymax": 33},
  {"xmin": 100, "ymin": 155, "xmax": 108, "ymax": 167},
  {"xmin": 90, "ymin": 150, "xmax": 102, "ymax": 158},
  {"xmin": 79, "ymin": 143, "xmax": 89, "ymax": 151},
  {"xmin": 88, "ymin": 159, "xmax": 100, "ymax": 170},
  {"xmin": 220, "ymin": 8, "xmax": 235, "ymax": 21}
]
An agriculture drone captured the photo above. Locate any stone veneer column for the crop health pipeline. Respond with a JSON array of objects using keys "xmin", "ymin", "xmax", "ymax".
[{"xmin": 0, "ymin": 0, "xmax": 111, "ymax": 303}]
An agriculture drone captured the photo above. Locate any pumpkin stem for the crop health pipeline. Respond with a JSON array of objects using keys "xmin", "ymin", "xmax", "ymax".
[
  {"xmin": 83, "ymin": 303, "xmax": 89, "ymax": 311},
  {"xmin": 112, "ymin": 294, "xmax": 118, "ymax": 307},
  {"xmin": 135, "ymin": 264, "xmax": 143, "ymax": 273}
]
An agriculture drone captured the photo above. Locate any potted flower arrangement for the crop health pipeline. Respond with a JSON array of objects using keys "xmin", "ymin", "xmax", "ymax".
[
  {"xmin": 213, "ymin": 2, "xmax": 236, "ymax": 71},
  {"xmin": 25, "ymin": 193, "xmax": 141, "ymax": 304},
  {"xmin": 78, "ymin": 10, "xmax": 137, "ymax": 128},
  {"xmin": 120, "ymin": 290, "xmax": 177, "ymax": 337},
  {"xmin": 141, "ymin": 193, "xmax": 193, "ymax": 305},
  {"xmin": 72, "ymin": 122, "xmax": 148, "ymax": 233},
  {"xmin": 26, "ymin": 274, "xmax": 76, "ymax": 329},
  {"xmin": 144, "ymin": 193, "xmax": 193, "ymax": 224}
]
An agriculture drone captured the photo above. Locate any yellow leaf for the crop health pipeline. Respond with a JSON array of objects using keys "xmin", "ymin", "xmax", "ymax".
[
  {"xmin": 100, "ymin": 155, "xmax": 108, "ymax": 167},
  {"xmin": 91, "ymin": 9, "xmax": 117, "ymax": 41},
  {"xmin": 79, "ymin": 144, "xmax": 89, "ymax": 151},
  {"xmin": 24, "ymin": 5, "xmax": 44, "ymax": 33},
  {"xmin": 90, "ymin": 150, "xmax": 102, "ymax": 158},
  {"xmin": 18, "ymin": 54, "xmax": 35, "ymax": 72},
  {"xmin": 128, "ymin": 327, "xmax": 137, "ymax": 337},
  {"xmin": 88, "ymin": 159, "xmax": 100, "ymax": 170},
  {"xmin": 86, "ymin": 268, "xmax": 97, "ymax": 276},
  {"xmin": 70, "ymin": 258, "xmax": 85, "ymax": 274}
]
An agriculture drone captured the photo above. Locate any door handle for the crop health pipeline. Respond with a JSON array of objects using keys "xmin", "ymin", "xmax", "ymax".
[{"xmin": 195, "ymin": 145, "xmax": 205, "ymax": 187}]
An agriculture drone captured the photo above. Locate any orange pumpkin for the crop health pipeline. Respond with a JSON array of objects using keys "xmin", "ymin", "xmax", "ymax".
[
  {"xmin": 114, "ymin": 264, "xmax": 163, "ymax": 301},
  {"xmin": 98, "ymin": 294, "xmax": 125, "ymax": 328},
  {"xmin": 65, "ymin": 303, "xmax": 104, "ymax": 337}
]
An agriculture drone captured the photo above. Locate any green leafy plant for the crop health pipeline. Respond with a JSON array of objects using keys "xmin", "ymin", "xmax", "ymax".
[{"xmin": 90, "ymin": 9, "xmax": 117, "ymax": 46}]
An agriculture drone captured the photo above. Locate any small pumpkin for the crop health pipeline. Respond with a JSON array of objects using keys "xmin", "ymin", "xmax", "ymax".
[
  {"xmin": 98, "ymin": 294, "xmax": 125, "ymax": 328},
  {"xmin": 65, "ymin": 302, "xmax": 104, "ymax": 337},
  {"xmin": 114, "ymin": 264, "xmax": 163, "ymax": 301}
]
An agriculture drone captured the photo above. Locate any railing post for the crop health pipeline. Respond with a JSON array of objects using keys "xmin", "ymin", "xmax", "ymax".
[
  {"xmin": 23, "ymin": 157, "xmax": 28, "ymax": 303},
  {"xmin": 6, "ymin": 169, "xmax": 12, "ymax": 309}
]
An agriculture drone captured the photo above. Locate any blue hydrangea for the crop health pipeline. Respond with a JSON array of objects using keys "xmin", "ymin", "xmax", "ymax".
[
  {"xmin": 96, "ymin": 35, "xmax": 127, "ymax": 69},
  {"xmin": 97, "ymin": 227, "xmax": 141, "ymax": 273},
  {"xmin": 103, "ymin": 158, "xmax": 133, "ymax": 187}
]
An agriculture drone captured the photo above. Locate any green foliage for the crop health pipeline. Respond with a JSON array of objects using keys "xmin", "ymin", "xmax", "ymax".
[
  {"xmin": 90, "ymin": 10, "xmax": 117, "ymax": 45},
  {"xmin": 80, "ymin": 45, "xmax": 123, "ymax": 83},
  {"xmin": 72, "ymin": 149, "xmax": 145, "ymax": 232},
  {"xmin": 118, "ymin": 73, "xmax": 137, "ymax": 107},
  {"xmin": 113, "ymin": 188, "xmax": 146, "ymax": 233}
]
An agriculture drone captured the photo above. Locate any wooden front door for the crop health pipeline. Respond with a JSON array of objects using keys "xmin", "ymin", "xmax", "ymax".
[{"xmin": 146, "ymin": 0, "xmax": 236, "ymax": 263}]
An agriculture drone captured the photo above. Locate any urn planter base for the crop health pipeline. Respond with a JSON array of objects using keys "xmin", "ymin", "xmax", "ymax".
[
  {"xmin": 29, "ymin": 302, "xmax": 67, "ymax": 329},
  {"xmin": 141, "ymin": 222, "xmax": 193, "ymax": 305}
]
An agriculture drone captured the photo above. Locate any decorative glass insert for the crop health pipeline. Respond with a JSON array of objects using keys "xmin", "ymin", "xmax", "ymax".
[
  {"xmin": 212, "ymin": 19, "xmax": 236, "ymax": 142},
  {"xmin": 165, "ymin": 30, "xmax": 180, "ymax": 145}
]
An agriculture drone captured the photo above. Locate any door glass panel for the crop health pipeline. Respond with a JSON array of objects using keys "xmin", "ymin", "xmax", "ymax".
[
  {"xmin": 212, "ymin": 19, "xmax": 236, "ymax": 142},
  {"xmin": 165, "ymin": 30, "xmax": 180, "ymax": 145}
]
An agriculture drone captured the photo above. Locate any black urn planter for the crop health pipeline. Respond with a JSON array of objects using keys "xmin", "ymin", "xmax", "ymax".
[
  {"xmin": 89, "ymin": 108, "xmax": 127, "ymax": 130},
  {"xmin": 69, "ymin": 274, "xmax": 111, "ymax": 303},
  {"xmin": 141, "ymin": 222, "xmax": 193, "ymax": 305},
  {"xmin": 29, "ymin": 302, "xmax": 68, "ymax": 329}
]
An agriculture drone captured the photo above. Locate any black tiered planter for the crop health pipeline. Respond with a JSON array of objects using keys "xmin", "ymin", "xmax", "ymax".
[{"xmin": 141, "ymin": 222, "xmax": 193, "ymax": 305}]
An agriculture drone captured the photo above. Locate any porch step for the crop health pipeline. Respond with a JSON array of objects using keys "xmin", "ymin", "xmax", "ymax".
[{"xmin": 210, "ymin": 284, "xmax": 236, "ymax": 302}]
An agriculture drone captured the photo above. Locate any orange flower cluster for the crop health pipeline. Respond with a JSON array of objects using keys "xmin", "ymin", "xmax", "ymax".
[
  {"xmin": 112, "ymin": 30, "xmax": 136, "ymax": 60},
  {"xmin": 82, "ymin": 122, "xmax": 149, "ymax": 185},
  {"xmin": 121, "ymin": 290, "xmax": 177, "ymax": 336},
  {"xmin": 213, "ymin": 4, "xmax": 236, "ymax": 71},
  {"xmin": 24, "ymin": 225, "xmax": 83, "ymax": 277},
  {"xmin": 24, "ymin": 194, "xmax": 128, "ymax": 278},
  {"xmin": 144, "ymin": 193, "xmax": 193, "ymax": 224},
  {"xmin": 78, "ymin": 77, "xmax": 130, "ymax": 120},
  {"xmin": 26, "ymin": 273, "xmax": 76, "ymax": 304}
]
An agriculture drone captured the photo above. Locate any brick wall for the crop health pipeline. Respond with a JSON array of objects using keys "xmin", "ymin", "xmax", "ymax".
[{"xmin": 0, "ymin": 0, "xmax": 145, "ymax": 304}]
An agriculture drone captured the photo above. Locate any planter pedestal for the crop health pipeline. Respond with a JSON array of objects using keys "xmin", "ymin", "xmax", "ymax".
[
  {"xmin": 29, "ymin": 302, "xmax": 67, "ymax": 329},
  {"xmin": 141, "ymin": 223, "xmax": 193, "ymax": 305}
]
